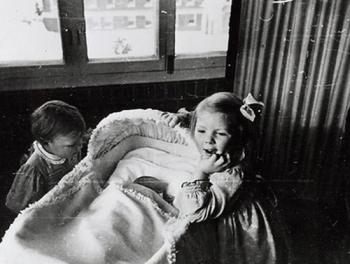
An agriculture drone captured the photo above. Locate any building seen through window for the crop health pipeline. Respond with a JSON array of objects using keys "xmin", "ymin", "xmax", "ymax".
[
  {"xmin": 0, "ymin": 0, "xmax": 62, "ymax": 64},
  {"xmin": 0, "ymin": 0, "xmax": 233, "ymax": 89}
]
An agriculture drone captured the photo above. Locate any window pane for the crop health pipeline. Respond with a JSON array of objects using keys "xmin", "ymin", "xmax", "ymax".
[
  {"xmin": 175, "ymin": 0, "xmax": 232, "ymax": 56},
  {"xmin": 0, "ymin": 0, "xmax": 62, "ymax": 64},
  {"xmin": 84, "ymin": 0, "xmax": 159, "ymax": 60}
]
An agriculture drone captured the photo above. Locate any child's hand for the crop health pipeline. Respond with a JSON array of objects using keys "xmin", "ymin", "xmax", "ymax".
[
  {"xmin": 195, "ymin": 153, "xmax": 231, "ymax": 180},
  {"xmin": 83, "ymin": 127, "xmax": 93, "ymax": 143},
  {"xmin": 200, "ymin": 153, "xmax": 231, "ymax": 173},
  {"xmin": 160, "ymin": 112, "xmax": 183, "ymax": 128}
]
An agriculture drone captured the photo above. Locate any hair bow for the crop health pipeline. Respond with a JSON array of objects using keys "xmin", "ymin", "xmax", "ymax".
[{"xmin": 240, "ymin": 93, "xmax": 264, "ymax": 122}]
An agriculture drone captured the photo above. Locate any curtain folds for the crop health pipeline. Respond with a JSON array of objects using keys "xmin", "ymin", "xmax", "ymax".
[{"xmin": 234, "ymin": 0, "xmax": 350, "ymax": 201}]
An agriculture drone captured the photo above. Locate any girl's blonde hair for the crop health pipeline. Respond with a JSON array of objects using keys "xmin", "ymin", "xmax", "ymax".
[{"xmin": 190, "ymin": 92, "xmax": 253, "ymax": 161}]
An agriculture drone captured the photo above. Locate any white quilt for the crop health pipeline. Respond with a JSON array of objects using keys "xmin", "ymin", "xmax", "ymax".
[{"xmin": 0, "ymin": 109, "xmax": 200, "ymax": 264}]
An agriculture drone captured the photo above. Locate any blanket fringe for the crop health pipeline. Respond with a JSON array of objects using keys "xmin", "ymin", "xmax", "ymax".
[{"xmin": 87, "ymin": 109, "xmax": 195, "ymax": 160}]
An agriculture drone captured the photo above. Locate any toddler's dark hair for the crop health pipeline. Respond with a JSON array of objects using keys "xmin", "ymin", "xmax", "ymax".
[{"xmin": 31, "ymin": 100, "xmax": 86, "ymax": 145}]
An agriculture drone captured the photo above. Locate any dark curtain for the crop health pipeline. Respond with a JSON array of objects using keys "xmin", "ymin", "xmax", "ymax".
[{"xmin": 233, "ymin": 0, "xmax": 350, "ymax": 202}]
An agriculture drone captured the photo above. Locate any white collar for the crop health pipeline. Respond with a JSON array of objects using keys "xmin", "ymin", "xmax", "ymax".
[{"xmin": 34, "ymin": 141, "xmax": 66, "ymax": 165}]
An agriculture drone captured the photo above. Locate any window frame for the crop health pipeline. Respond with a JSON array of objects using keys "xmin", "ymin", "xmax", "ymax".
[{"xmin": 0, "ymin": 0, "xmax": 230, "ymax": 91}]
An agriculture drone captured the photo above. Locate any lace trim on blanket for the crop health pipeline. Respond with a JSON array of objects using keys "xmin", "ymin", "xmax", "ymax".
[
  {"xmin": 2, "ymin": 165, "xmax": 102, "ymax": 242},
  {"xmin": 88, "ymin": 109, "xmax": 195, "ymax": 159},
  {"xmin": 20, "ymin": 157, "xmax": 97, "ymax": 213},
  {"xmin": 162, "ymin": 217, "xmax": 191, "ymax": 264}
]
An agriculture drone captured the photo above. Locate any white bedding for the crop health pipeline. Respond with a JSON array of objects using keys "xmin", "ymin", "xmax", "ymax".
[{"xmin": 0, "ymin": 109, "xmax": 200, "ymax": 264}]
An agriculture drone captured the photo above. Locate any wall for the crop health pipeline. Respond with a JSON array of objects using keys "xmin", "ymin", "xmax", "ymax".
[{"xmin": 234, "ymin": 0, "xmax": 350, "ymax": 204}]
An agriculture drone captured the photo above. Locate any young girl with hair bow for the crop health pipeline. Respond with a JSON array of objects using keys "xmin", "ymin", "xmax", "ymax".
[{"xmin": 159, "ymin": 92, "xmax": 291, "ymax": 264}]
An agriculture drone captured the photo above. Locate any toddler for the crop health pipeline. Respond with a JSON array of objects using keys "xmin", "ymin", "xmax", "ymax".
[
  {"xmin": 161, "ymin": 92, "xmax": 290, "ymax": 263},
  {"xmin": 168, "ymin": 92, "xmax": 261, "ymax": 221},
  {"xmin": 6, "ymin": 100, "xmax": 87, "ymax": 213}
]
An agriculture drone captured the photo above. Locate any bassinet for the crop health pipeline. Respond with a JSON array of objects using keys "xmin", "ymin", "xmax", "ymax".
[
  {"xmin": 0, "ymin": 109, "xmax": 290, "ymax": 264},
  {"xmin": 0, "ymin": 109, "xmax": 200, "ymax": 264}
]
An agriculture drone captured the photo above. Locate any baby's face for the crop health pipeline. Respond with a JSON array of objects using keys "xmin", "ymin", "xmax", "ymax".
[
  {"xmin": 194, "ymin": 110, "xmax": 233, "ymax": 159},
  {"xmin": 45, "ymin": 131, "xmax": 83, "ymax": 159}
]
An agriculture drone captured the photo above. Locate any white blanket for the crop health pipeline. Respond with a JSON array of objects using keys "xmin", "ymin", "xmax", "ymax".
[{"xmin": 0, "ymin": 109, "xmax": 200, "ymax": 264}]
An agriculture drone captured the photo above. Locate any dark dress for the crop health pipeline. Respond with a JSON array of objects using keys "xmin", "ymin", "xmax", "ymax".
[
  {"xmin": 6, "ymin": 141, "xmax": 80, "ymax": 213},
  {"xmin": 174, "ymin": 173, "xmax": 292, "ymax": 264}
]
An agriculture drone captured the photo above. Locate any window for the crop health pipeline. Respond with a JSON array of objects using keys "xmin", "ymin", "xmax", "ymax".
[
  {"xmin": 127, "ymin": 0, "xmax": 136, "ymax": 8},
  {"xmin": 106, "ymin": 0, "xmax": 115, "ymax": 9},
  {"xmin": 185, "ymin": 0, "xmax": 195, "ymax": 7},
  {"xmin": 0, "ymin": 0, "xmax": 62, "ymax": 64},
  {"xmin": 0, "ymin": 0, "xmax": 233, "ymax": 90},
  {"xmin": 85, "ymin": 0, "xmax": 158, "ymax": 60},
  {"xmin": 86, "ymin": 0, "xmax": 98, "ymax": 9},
  {"xmin": 176, "ymin": 0, "xmax": 231, "ymax": 55}
]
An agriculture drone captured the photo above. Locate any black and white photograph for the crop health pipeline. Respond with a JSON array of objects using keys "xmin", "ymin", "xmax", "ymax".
[{"xmin": 0, "ymin": 0, "xmax": 349, "ymax": 263}]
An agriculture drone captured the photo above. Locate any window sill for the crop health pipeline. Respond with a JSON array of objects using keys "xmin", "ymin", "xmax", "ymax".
[{"xmin": 0, "ymin": 65, "xmax": 226, "ymax": 91}]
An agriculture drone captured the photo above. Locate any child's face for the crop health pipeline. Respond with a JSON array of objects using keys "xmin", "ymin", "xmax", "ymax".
[
  {"xmin": 45, "ymin": 131, "xmax": 83, "ymax": 159},
  {"xmin": 194, "ymin": 110, "xmax": 233, "ymax": 159}
]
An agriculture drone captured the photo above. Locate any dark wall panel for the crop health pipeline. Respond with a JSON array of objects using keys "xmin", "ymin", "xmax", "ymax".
[{"xmin": 234, "ymin": 0, "xmax": 350, "ymax": 203}]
